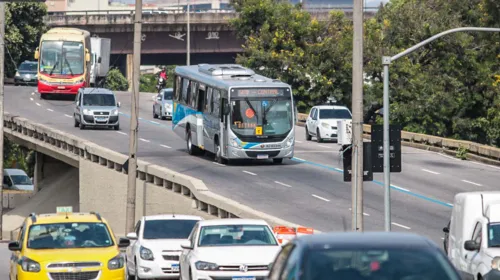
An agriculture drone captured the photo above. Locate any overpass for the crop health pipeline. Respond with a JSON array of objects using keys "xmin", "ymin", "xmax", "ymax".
[{"xmin": 3, "ymin": 85, "xmax": 500, "ymax": 245}]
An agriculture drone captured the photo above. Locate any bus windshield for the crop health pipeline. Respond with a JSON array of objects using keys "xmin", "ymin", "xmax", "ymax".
[
  {"xmin": 230, "ymin": 88, "xmax": 293, "ymax": 138},
  {"xmin": 39, "ymin": 40, "xmax": 84, "ymax": 76}
]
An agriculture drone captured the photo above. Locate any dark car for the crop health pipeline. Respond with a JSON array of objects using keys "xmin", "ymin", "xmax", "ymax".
[
  {"xmin": 267, "ymin": 232, "xmax": 473, "ymax": 280},
  {"xmin": 14, "ymin": 61, "xmax": 38, "ymax": 86}
]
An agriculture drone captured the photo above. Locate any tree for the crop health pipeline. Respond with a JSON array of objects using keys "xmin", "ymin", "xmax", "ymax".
[
  {"xmin": 5, "ymin": 2, "xmax": 47, "ymax": 77},
  {"xmin": 104, "ymin": 68, "xmax": 129, "ymax": 91}
]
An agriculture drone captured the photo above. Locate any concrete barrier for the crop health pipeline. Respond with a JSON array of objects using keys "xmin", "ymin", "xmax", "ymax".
[
  {"xmin": 296, "ymin": 113, "xmax": 500, "ymax": 165},
  {"xmin": 3, "ymin": 113, "xmax": 313, "ymax": 238},
  {"xmin": 2, "ymin": 191, "xmax": 34, "ymax": 210}
]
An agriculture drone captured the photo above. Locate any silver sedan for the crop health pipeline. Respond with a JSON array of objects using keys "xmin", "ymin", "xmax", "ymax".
[{"xmin": 153, "ymin": 88, "xmax": 173, "ymax": 120}]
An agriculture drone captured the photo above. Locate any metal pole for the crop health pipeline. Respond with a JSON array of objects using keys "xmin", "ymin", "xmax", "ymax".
[
  {"xmin": 125, "ymin": 0, "xmax": 142, "ymax": 234},
  {"xmin": 351, "ymin": 0, "xmax": 363, "ymax": 231},
  {"xmin": 0, "ymin": 2, "xmax": 5, "ymax": 240},
  {"xmin": 186, "ymin": 0, "xmax": 190, "ymax": 65},
  {"xmin": 381, "ymin": 27, "xmax": 500, "ymax": 232},
  {"xmin": 382, "ymin": 58, "xmax": 390, "ymax": 231}
]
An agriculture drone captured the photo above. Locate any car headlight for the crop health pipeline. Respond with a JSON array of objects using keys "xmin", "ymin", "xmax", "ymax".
[
  {"xmin": 20, "ymin": 256, "xmax": 40, "ymax": 272},
  {"xmin": 492, "ymin": 257, "xmax": 500, "ymax": 270},
  {"xmin": 15, "ymin": 71, "xmax": 20, "ymax": 77},
  {"xmin": 74, "ymin": 78, "xmax": 84, "ymax": 84},
  {"xmin": 83, "ymin": 109, "xmax": 91, "ymax": 115},
  {"xmin": 195, "ymin": 261, "xmax": 218, "ymax": 270},
  {"xmin": 285, "ymin": 136, "xmax": 294, "ymax": 148},
  {"xmin": 108, "ymin": 254, "xmax": 125, "ymax": 270},
  {"xmin": 230, "ymin": 139, "xmax": 239, "ymax": 148},
  {"xmin": 140, "ymin": 246, "xmax": 154, "ymax": 261},
  {"xmin": 321, "ymin": 122, "xmax": 330, "ymax": 128},
  {"xmin": 111, "ymin": 109, "xmax": 119, "ymax": 116}
]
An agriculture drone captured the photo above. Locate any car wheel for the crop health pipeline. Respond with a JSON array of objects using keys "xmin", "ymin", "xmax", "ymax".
[
  {"xmin": 74, "ymin": 115, "xmax": 79, "ymax": 127},
  {"xmin": 134, "ymin": 262, "xmax": 141, "ymax": 280},
  {"xmin": 215, "ymin": 140, "xmax": 227, "ymax": 164},
  {"xmin": 160, "ymin": 108, "xmax": 166, "ymax": 120},
  {"xmin": 153, "ymin": 107, "xmax": 158, "ymax": 119},
  {"xmin": 316, "ymin": 128, "xmax": 322, "ymax": 143},
  {"xmin": 305, "ymin": 126, "xmax": 312, "ymax": 141},
  {"xmin": 114, "ymin": 124, "xmax": 120, "ymax": 130},
  {"xmin": 79, "ymin": 118, "xmax": 85, "ymax": 130}
]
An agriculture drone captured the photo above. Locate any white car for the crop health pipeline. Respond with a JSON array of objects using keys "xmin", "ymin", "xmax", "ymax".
[
  {"xmin": 179, "ymin": 219, "xmax": 281, "ymax": 280},
  {"xmin": 305, "ymin": 105, "xmax": 352, "ymax": 142},
  {"xmin": 125, "ymin": 214, "xmax": 203, "ymax": 279}
]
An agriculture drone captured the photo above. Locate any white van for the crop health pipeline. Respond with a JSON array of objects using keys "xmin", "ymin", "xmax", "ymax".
[
  {"xmin": 2, "ymin": 169, "xmax": 34, "ymax": 191},
  {"xmin": 445, "ymin": 191, "xmax": 500, "ymax": 280}
]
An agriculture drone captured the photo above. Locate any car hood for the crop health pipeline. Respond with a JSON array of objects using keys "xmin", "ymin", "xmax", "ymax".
[
  {"xmin": 195, "ymin": 246, "xmax": 281, "ymax": 265},
  {"xmin": 83, "ymin": 106, "xmax": 117, "ymax": 112},
  {"xmin": 12, "ymin": 184, "xmax": 34, "ymax": 191},
  {"xmin": 25, "ymin": 246, "xmax": 119, "ymax": 265},
  {"xmin": 141, "ymin": 239, "xmax": 186, "ymax": 254},
  {"xmin": 484, "ymin": 247, "xmax": 500, "ymax": 259},
  {"xmin": 319, "ymin": 118, "xmax": 349, "ymax": 126}
]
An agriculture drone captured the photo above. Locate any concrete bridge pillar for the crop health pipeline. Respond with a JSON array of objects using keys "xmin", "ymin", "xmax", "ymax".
[
  {"xmin": 126, "ymin": 54, "xmax": 133, "ymax": 92},
  {"xmin": 34, "ymin": 152, "xmax": 43, "ymax": 193}
]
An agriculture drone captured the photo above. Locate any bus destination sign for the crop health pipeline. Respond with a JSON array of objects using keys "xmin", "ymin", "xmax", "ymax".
[{"xmin": 234, "ymin": 88, "xmax": 290, "ymax": 98}]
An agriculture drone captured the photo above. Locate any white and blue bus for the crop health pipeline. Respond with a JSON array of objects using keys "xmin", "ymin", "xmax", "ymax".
[{"xmin": 172, "ymin": 64, "xmax": 295, "ymax": 164}]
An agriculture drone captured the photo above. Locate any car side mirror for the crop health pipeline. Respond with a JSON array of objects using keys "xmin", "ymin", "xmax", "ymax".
[
  {"xmin": 8, "ymin": 241, "xmax": 21, "ymax": 251},
  {"xmin": 180, "ymin": 240, "xmax": 193, "ymax": 250},
  {"xmin": 126, "ymin": 232, "xmax": 137, "ymax": 240},
  {"xmin": 118, "ymin": 238, "xmax": 131, "ymax": 248},
  {"xmin": 117, "ymin": 102, "xmax": 121, "ymax": 108},
  {"xmin": 464, "ymin": 240, "xmax": 480, "ymax": 251},
  {"xmin": 443, "ymin": 227, "xmax": 449, "ymax": 233},
  {"xmin": 34, "ymin": 49, "xmax": 40, "ymax": 60}
]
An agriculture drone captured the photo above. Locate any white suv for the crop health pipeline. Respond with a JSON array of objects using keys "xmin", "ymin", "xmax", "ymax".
[
  {"xmin": 305, "ymin": 105, "xmax": 352, "ymax": 142},
  {"xmin": 125, "ymin": 214, "xmax": 203, "ymax": 279}
]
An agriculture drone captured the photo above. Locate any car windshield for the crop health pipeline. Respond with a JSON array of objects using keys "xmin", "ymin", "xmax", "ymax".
[
  {"xmin": 302, "ymin": 247, "xmax": 460, "ymax": 280},
  {"xmin": 163, "ymin": 90, "xmax": 173, "ymax": 100},
  {"xmin": 143, "ymin": 219, "xmax": 198, "ymax": 239},
  {"xmin": 83, "ymin": 94, "xmax": 116, "ymax": 106},
  {"xmin": 10, "ymin": 175, "xmax": 32, "ymax": 185},
  {"xmin": 27, "ymin": 222, "xmax": 114, "ymax": 249},
  {"xmin": 19, "ymin": 63, "xmax": 37, "ymax": 72},
  {"xmin": 230, "ymin": 88, "xmax": 293, "ymax": 138},
  {"xmin": 319, "ymin": 109, "xmax": 352, "ymax": 119},
  {"xmin": 39, "ymin": 40, "xmax": 84, "ymax": 75},
  {"xmin": 487, "ymin": 223, "xmax": 500, "ymax": 247},
  {"xmin": 198, "ymin": 224, "xmax": 278, "ymax": 247}
]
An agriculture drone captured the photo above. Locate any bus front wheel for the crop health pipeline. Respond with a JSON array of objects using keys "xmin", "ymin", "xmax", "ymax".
[
  {"xmin": 215, "ymin": 141, "xmax": 228, "ymax": 164},
  {"xmin": 186, "ymin": 129, "xmax": 201, "ymax": 155}
]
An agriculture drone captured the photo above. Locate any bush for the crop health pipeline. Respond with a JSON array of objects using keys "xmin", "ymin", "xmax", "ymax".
[{"xmin": 104, "ymin": 68, "xmax": 129, "ymax": 91}]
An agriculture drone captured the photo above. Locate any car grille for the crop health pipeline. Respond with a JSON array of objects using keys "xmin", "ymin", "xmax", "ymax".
[
  {"xmin": 218, "ymin": 265, "xmax": 269, "ymax": 271},
  {"xmin": 245, "ymin": 151, "xmax": 280, "ymax": 158},
  {"xmin": 161, "ymin": 267, "xmax": 180, "ymax": 274},
  {"xmin": 163, "ymin": 255, "xmax": 180, "ymax": 261},
  {"xmin": 93, "ymin": 111, "xmax": 110, "ymax": 116},
  {"xmin": 47, "ymin": 262, "xmax": 101, "ymax": 268},
  {"xmin": 49, "ymin": 271, "xmax": 99, "ymax": 280}
]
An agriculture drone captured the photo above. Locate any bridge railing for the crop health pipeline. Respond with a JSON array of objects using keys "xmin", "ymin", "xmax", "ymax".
[{"xmin": 296, "ymin": 113, "xmax": 500, "ymax": 165}]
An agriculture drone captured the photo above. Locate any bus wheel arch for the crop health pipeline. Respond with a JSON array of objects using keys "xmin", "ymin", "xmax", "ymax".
[{"xmin": 214, "ymin": 136, "xmax": 227, "ymax": 164}]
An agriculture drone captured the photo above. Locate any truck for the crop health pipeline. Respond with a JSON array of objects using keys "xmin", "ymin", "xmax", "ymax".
[
  {"xmin": 444, "ymin": 191, "xmax": 500, "ymax": 280},
  {"xmin": 90, "ymin": 37, "xmax": 111, "ymax": 87}
]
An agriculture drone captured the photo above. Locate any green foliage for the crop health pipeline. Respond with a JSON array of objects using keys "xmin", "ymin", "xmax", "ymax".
[
  {"xmin": 5, "ymin": 2, "xmax": 47, "ymax": 77},
  {"xmin": 456, "ymin": 145, "xmax": 468, "ymax": 160},
  {"xmin": 104, "ymin": 68, "xmax": 129, "ymax": 91},
  {"xmin": 3, "ymin": 138, "xmax": 35, "ymax": 177}
]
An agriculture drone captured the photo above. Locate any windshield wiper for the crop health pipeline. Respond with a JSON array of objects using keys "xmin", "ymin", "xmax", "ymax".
[
  {"xmin": 244, "ymin": 98, "xmax": 259, "ymax": 122},
  {"xmin": 49, "ymin": 60, "xmax": 59, "ymax": 76},
  {"xmin": 263, "ymin": 98, "xmax": 279, "ymax": 125},
  {"xmin": 63, "ymin": 55, "xmax": 74, "ymax": 76}
]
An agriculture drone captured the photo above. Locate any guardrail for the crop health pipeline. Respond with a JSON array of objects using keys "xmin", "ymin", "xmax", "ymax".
[
  {"xmin": 3, "ymin": 113, "xmax": 305, "ymax": 239},
  {"xmin": 296, "ymin": 113, "xmax": 500, "ymax": 165}
]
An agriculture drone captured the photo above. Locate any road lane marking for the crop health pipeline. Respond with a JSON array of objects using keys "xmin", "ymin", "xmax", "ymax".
[
  {"xmin": 462, "ymin": 180, "xmax": 482, "ymax": 186},
  {"xmin": 116, "ymin": 131, "xmax": 127, "ymax": 136},
  {"xmin": 293, "ymin": 157, "xmax": 306, "ymax": 161},
  {"xmin": 212, "ymin": 162, "xmax": 225, "ymax": 166},
  {"xmin": 422, "ymin": 169, "xmax": 440, "ymax": 175},
  {"xmin": 30, "ymin": 97, "xmax": 34, "ymax": 101},
  {"xmin": 348, "ymin": 208, "xmax": 370, "ymax": 216},
  {"xmin": 47, "ymin": 109, "xmax": 54, "ymax": 112},
  {"xmin": 36, "ymin": 102, "xmax": 41, "ymax": 106},
  {"xmin": 31, "ymin": 92, "xmax": 35, "ymax": 95},
  {"xmin": 392, "ymin": 222, "xmax": 411, "ymax": 230},
  {"xmin": 150, "ymin": 121, "xmax": 160, "ymax": 125},
  {"xmin": 392, "ymin": 185, "xmax": 410, "ymax": 192},
  {"xmin": 318, "ymin": 145, "xmax": 329, "ymax": 148},
  {"xmin": 243, "ymin": 170, "xmax": 257, "ymax": 176},
  {"xmin": 139, "ymin": 138, "xmax": 150, "ymax": 143},
  {"xmin": 160, "ymin": 144, "xmax": 171, "ymax": 148},
  {"xmin": 64, "ymin": 114, "xmax": 72, "ymax": 118},
  {"xmin": 312, "ymin": 194, "xmax": 330, "ymax": 202},
  {"xmin": 275, "ymin": 181, "xmax": 292, "ymax": 188},
  {"xmin": 295, "ymin": 140, "xmax": 303, "ymax": 143}
]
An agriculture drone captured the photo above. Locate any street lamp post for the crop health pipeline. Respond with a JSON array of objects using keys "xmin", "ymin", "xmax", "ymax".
[
  {"xmin": 186, "ymin": 0, "xmax": 190, "ymax": 65},
  {"xmin": 382, "ymin": 27, "xmax": 500, "ymax": 232}
]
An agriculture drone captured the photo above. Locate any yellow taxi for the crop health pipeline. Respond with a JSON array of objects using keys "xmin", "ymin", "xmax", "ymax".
[{"xmin": 8, "ymin": 207, "xmax": 130, "ymax": 280}]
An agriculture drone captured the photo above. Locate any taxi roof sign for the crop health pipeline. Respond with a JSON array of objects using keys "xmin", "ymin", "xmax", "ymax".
[{"xmin": 56, "ymin": 206, "xmax": 73, "ymax": 214}]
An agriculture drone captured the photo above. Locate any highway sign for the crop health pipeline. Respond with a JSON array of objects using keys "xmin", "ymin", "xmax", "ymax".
[
  {"xmin": 342, "ymin": 142, "xmax": 373, "ymax": 182},
  {"xmin": 370, "ymin": 124, "xmax": 402, "ymax": 173}
]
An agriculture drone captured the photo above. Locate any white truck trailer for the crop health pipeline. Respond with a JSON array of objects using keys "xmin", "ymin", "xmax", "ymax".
[{"xmin": 90, "ymin": 37, "xmax": 111, "ymax": 87}]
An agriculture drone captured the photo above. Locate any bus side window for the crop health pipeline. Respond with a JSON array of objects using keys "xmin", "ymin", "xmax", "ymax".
[
  {"xmin": 204, "ymin": 88, "xmax": 213, "ymax": 113},
  {"xmin": 190, "ymin": 81, "xmax": 198, "ymax": 108},
  {"xmin": 197, "ymin": 85, "xmax": 206, "ymax": 112},
  {"xmin": 174, "ymin": 75, "xmax": 181, "ymax": 101},
  {"xmin": 212, "ymin": 89, "xmax": 220, "ymax": 117},
  {"xmin": 181, "ymin": 78, "xmax": 190, "ymax": 104}
]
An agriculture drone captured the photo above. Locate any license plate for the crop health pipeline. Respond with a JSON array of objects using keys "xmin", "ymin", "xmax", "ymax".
[
  {"xmin": 58, "ymin": 86, "xmax": 65, "ymax": 89},
  {"xmin": 232, "ymin": 277, "xmax": 255, "ymax": 280},
  {"xmin": 257, "ymin": 154, "xmax": 269, "ymax": 159},
  {"xmin": 96, "ymin": 117, "xmax": 107, "ymax": 121},
  {"xmin": 23, "ymin": 78, "xmax": 31, "ymax": 81},
  {"xmin": 171, "ymin": 264, "xmax": 179, "ymax": 272}
]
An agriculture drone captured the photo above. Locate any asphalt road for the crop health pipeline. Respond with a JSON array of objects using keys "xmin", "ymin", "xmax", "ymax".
[
  {"xmin": 0, "ymin": 243, "xmax": 10, "ymax": 278},
  {"xmin": 4, "ymin": 85, "xmax": 500, "ymax": 248}
]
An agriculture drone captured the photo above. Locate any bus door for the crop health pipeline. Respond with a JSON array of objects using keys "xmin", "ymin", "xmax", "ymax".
[
  {"xmin": 196, "ymin": 84, "xmax": 206, "ymax": 150},
  {"xmin": 221, "ymin": 97, "xmax": 229, "ymax": 158}
]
